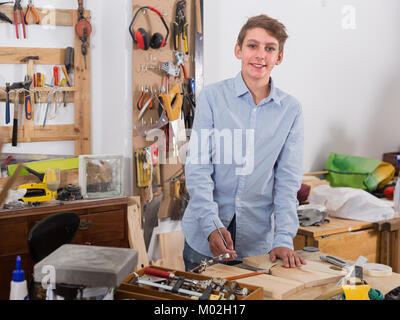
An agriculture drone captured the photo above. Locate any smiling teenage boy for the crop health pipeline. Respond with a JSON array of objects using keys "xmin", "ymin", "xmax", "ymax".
[{"xmin": 182, "ymin": 14, "xmax": 306, "ymax": 270}]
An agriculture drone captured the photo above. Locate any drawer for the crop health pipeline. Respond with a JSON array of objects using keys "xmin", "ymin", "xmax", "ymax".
[
  {"xmin": 0, "ymin": 221, "xmax": 29, "ymax": 256},
  {"xmin": 315, "ymin": 229, "xmax": 379, "ymax": 262},
  {"xmin": 76, "ymin": 210, "xmax": 125, "ymax": 245}
]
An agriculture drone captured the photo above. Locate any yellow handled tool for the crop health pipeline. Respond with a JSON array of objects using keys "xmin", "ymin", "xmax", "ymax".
[{"xmin": 161, "ymin": 84, "xmax": 183, "ymax": 121}]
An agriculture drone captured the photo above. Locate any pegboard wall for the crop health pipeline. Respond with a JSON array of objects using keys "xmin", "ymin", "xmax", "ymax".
[{"xmin": 131, "ymin": 0, "xmax": 196, "ymax": 218}]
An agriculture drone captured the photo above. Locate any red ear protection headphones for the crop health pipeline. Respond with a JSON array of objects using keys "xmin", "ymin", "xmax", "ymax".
[{"xmin": 129, "ymin": 6, "xmax": 170, "ymax": 50}]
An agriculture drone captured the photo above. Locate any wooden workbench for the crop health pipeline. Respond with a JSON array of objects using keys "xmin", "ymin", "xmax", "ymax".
[
  {"xmin": 294, "ymin": 217, "xmax": 379, "ymax": 262},
  {"xmin": 283, "ymin": 250, "xmax": 400, "ymax": 300},
  {"xmin": 0, "ymin": 197, "xmax": 130, "ymax": 300},
  {"xmin": 204, "ymin": 250, "xmax": 400, "ymax": 300}
]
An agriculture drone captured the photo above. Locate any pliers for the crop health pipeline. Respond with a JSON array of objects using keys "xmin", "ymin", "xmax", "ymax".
[
  {"xmin": 0, "ymin": 2, "xmax": 13, "ymax": 24},
  {"xmin": 13, "ymin": 0, "xmax": 26, "ymax": 39},
  {"xmin": 137, "ymin": 87, "xmax": 153, "ymax": 111},
  {"xmin": 173, "ymin": 0, "xmax": 188, "ymax": 54},
  {"xmin": 24, "ymin": 0, "xmax": 39, "ymax": 25}
]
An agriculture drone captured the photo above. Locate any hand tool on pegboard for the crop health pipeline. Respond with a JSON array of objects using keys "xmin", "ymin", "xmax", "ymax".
[
  {"xmin": 0, "ymin": 2, "xmax": 13, "ymax": 24},
  {"xmin": 173, "ymin": 0, "xmax": 189, "ymax": 54},
  {"xmin": 8, "ymin": 81, "xmax": 25, "ymax": 146},
  {"xmin": 13, "ymin": 0, "xmax": 26, "ymax": 39},
  {"xmin": 24, "ymin": 0, "xmax": 39, "ymax": 25},
  {"xmin": 64, "ymin": 47, "xmax": 74, "ymax": 76},
  {"xmin": 22, "ymin": 75, "xmax": 33, "ymax": 120},
  {"xmin": 75, "ymin": 0, "xmax": 92, "ymax": 69},
  {"xmin": 175, "ymin": 51, "xmax": 188, "ymax": 80},
  {"xmin": 5, "ymin": 82, "xmax": 11, "ymax": 124}
]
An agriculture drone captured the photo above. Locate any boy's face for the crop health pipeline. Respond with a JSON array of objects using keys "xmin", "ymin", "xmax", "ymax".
[{"xmin": 235, "ymin": 27, "xmax": 283, "ymax": 82}]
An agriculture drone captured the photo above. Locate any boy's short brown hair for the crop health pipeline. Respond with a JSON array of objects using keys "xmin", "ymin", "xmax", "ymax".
[{"xmin": 237, "ymin": 14, "xmax": 288, "ymax": 52}]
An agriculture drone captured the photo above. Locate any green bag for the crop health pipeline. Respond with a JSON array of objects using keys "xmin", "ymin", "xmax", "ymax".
[{"xmin": 324, "ymin": 152, "xmax": 395, "ymax": 192}]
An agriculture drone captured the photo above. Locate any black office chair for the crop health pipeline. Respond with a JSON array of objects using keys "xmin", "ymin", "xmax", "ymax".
[{"xmin": 27, "ymin": 212, "xmax": 80, "ymax": 299}]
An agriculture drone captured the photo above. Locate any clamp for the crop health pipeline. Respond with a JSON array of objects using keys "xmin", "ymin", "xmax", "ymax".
[
  {"xmin": 24, "ymin": 0, "xmax": 39, "ymax": 24},
  {"xmin": 13, "ymin": 0, "xmax": 26, "ymax": 39},
  {"xmin": 173, "ymin": 0, "xmax": 188, "ymax": 54},
  {"xmin": 175, "ymin": 51, "xmax": 188, "ymax": 80},
  {"xmin": 190, "ymin": 253, "xmax": 231, "ymax": 273}
]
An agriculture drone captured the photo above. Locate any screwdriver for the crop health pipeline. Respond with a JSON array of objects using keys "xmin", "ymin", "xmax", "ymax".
[
  {"xmin": 213, "ymin": 219, "xmax": 228, "ymax": 249},
  {"xmin": 60, "ymin": 78, "xmax": 67, "ymax": 107},
  {"xmin": 53, "ymin": 66, "xmax": 59, "ymax": 86}
]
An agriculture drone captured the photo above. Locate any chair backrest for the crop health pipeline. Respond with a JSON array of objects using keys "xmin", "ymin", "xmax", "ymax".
[{"xmin": 28, "ymin": 212, "xmax": 80, "ymax": 263}]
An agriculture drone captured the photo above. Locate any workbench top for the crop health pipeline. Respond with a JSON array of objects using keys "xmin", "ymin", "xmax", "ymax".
[
  {"xmin": 283, "ymin": 250, "xmax": 400, "ymax": 300},
  {"xmin": 297, "ymin": 217, "xmax": 374, "ymax": 237}
]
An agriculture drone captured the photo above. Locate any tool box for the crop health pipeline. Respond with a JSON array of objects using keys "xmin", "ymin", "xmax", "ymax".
[{"xmin": 116, "ymin": 266, "xmax": 263, "ymax": 300}]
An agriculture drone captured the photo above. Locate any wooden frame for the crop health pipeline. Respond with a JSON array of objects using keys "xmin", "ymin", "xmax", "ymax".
[{"xmin": 0, "ymin": 5, "xmax": 91, "ymax": 155}]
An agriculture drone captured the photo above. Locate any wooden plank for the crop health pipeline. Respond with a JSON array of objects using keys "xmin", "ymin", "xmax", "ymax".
[
  {"xmin": 391, "ymin": 231, "xmax": 399, "ymax": 273},
  {"xmin": 73, "ymin": 11, "xmax": 91, "ymax": 155},
  {"xmin": 293, "ymin": 234, "xmax": 306, "ymax": 250},
  {"xmin": 0, "ymin": 47, "xmax": 66, "ymax": 65},
  {"xmin": 243, "ymin": 254, "xmax": 344, "ymax": 276},
  {"xmin": 316, "ymin": 229, "xmax": 379, "ymax": 262},
  {"xmin": 202, "ymin": 263, "xmax": 304, "ymax": 300},
  {"xmin": 0, "ymin": 6, "xmax": 89, "ymax": 27},
  {"xmin": 157, "ymin": 230, "xmax": 185, "ymax": 270},
  {"xmin": 127, "ymin": 196, "xmax": 149, "ymax": 271},
  {"xmin": 269, "ymin": 264, "xmax": 342, "ymax": 288},
  {"xmin": 0, "ymin": 125, "xmax": 80, "ymax": 143},
  {"xmin": 297, "ymin": 217, "xmax": 374, "ymax": 238}
]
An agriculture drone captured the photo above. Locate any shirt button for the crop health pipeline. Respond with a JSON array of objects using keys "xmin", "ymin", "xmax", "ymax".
[
  {"xmin": 237, "ymin": 197, "xmax": 240, "ymax": 201},
  {"xmin": 253, "ymin": 109, "xmax": 257, "ymax": 112}
]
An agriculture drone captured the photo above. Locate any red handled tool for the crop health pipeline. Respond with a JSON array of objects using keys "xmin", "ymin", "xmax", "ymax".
[
  {"xmin": 143, "ymin": 267, "xmax": 198, "ymax": 285},
  {"xmin": 13, "ymin": 0, "xmax": 26, "ymax": 39},
  {"xmin": 53, "ymin": 66, "xmax": 59, "ymax": 86}
]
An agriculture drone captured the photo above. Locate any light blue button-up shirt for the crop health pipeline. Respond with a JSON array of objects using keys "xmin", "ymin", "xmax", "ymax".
[{"xmin": 181, "ymin": 72, "xmax": 304, "ymax": 259}]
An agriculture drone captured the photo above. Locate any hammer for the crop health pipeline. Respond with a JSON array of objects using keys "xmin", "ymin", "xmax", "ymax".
[{"xmin": 20, "ymin": 56, "xmax": 39, "ymax": 118}]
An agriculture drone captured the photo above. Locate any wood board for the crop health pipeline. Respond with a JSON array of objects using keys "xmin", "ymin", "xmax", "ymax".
[
  {"xmin": 156, "ymin": 230, "xmax": 185, "ymax": 270},
  {"xmin": 297, "ymin": 217, "xmax": 374, "ymax": 238},
  {"xmin": 243, "ymin": 254, "xmax": 345, "ymax": 276},
  {"xmin": 243, "ymin": 254, "xmax": 344, "ymax": 288},
  {"xmin": 127, "ymin": 196, "xmax": 149, "ymax": 271},
  {"xmin": 269, "ymin": 265, "xmax": 342, "ymax": 288},
  {"xmin": 202, "ymin": 263, "xmax": 304, "ymax": 300}
]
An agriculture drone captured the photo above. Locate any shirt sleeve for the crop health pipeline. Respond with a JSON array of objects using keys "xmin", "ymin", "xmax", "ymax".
[
  {"xmin": 185, "ymin": 89, "xmax": 222, "ymax": 240},
  {"xmin": 272, "ymin": 104, "xmax": 304, "ymax": 250}
]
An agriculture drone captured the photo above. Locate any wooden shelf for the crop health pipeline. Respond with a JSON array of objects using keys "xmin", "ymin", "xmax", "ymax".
[
  {"xmin": 0, "ymin": 5, "xmax": 89, "ymax": 27},
  {"xmin": 0, "ymin": 8, "xmax": 91, "ymax": 155}
]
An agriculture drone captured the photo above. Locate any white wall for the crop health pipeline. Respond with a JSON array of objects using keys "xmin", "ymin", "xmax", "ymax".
[
  {"xmin": 204, "ymin": 0, "xmax": 400, "ymax": 172},
  {"xmin": 0, "ymin": 0, "xmax": 134, "ymax": 195}
]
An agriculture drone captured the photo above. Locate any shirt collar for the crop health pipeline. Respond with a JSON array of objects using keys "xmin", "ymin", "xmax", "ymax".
[{"xmin": 234, "ymin": 72, "xmax": 281, "ymax": 106}]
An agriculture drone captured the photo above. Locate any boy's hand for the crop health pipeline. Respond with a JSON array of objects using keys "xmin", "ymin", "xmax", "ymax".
[
  {"xmin": 208, "ymin": 228, "xmax": 237, "ymax": 260},
  {"xmin": 269, "ymin": 247, "xmax": 307, "ymax": 268}
]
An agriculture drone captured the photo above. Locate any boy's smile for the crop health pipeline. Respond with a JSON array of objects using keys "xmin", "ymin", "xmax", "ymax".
[{"xmin": 235, "ymin": 27, "xmax": 283, "ymax": 85}]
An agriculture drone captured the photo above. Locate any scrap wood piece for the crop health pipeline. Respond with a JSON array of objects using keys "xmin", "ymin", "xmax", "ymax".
[
  {"xmin": 244, "ymin": 254, "xmax": 345, "ymax": 275},
  {"xmin": 202, "ymin": 263, "xmax": 304, "ymax": 300},
  {"xmin": 269, "ymin": 264, "xmax": 343, "ymax": 288},
  {"xmin": 157, "ymin": 231, "xmax": 185, "ymax": 271},
  {"xmin": 127, "ymin": 196, "xmax": 149, "ymax": 271},
  {"xmin": 158, "ymin": 230, "xmax": 185, "ymax": 261}
]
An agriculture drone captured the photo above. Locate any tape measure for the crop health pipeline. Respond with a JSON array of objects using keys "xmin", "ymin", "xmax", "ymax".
[{"xmin": 363, "ymin": 263, "xmax": 392, "ymax": 277}]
